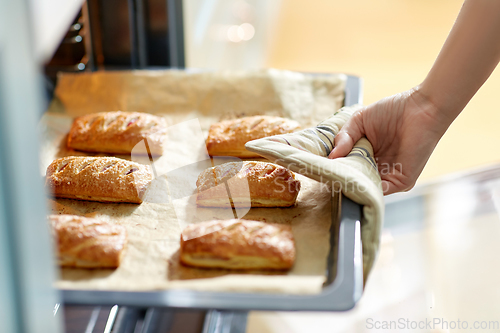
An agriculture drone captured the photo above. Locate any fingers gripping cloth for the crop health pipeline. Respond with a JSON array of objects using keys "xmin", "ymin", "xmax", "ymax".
[{"xmin": 245, "ymin": 105, "xmax": 384, "ymax": 285}]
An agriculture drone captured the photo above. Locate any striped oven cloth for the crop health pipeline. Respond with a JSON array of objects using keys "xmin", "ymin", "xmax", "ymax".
[{"xmin": 246, "ymin": 105, "xmax": 384, "ymax": 285}]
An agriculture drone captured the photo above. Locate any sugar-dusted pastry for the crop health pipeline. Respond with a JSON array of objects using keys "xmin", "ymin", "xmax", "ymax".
[
  {"xmin": 196, "ymin": 161, "xmax": 300, "ymax": 208},
  {"xmin": 49, "ymin": 214, "xmax": 127, "ymax": 268},
  {"xmin": 180, "ymin": 219, "xmax": 295, "ymax": 270},
  {"xmin": 67, "ymin": 111, "xmax": 167, "ymax": 155},
  {"xmin": 45, "ymin": 156, "xmax": 152, "ymax": 203},
  {"xmin": 206, "ymin": 116, "xmax": 300, "ymax": 158}
]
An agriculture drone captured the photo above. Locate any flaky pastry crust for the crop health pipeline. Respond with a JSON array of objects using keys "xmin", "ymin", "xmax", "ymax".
[
  {"xmin": 49, "ymin": 214, "xmax": 127, "ymax": 268},
  {"xmin": 67, "ymin": 111, "xmax": 167, "ymax": 155},
  {"xmin": 206, "ymin": 116, "xmax": 300, "ymax": 158},
  {"xmin": 196, "ymin": 161, "xmax": 301, "ymax": 208},
  {"xmin": 45, "ymin": 156, "xmax": 152, "ymax": 203},
  {"xmin": 180, "ymin": 219, "xmax": 295, "ymax": 270}
]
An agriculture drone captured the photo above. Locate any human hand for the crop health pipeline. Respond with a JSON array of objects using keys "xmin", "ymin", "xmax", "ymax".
[
  {"xmin": 328, "ymin": 87, "xmax": 449, "ymax": 195},
  {"xmin": 328, "ymin": 0, "xmax": 500, "ymax": 195}
]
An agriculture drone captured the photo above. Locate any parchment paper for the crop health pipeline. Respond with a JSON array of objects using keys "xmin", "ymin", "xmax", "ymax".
[{"xmin": 42, "ymin": 69, "xmax": 346, "ymax": 294}]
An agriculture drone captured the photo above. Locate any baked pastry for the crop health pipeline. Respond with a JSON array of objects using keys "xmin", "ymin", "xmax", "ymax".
[
  {"xmin": 67, "ymin": 111, "xmax": 167, "ymax": 155},
  {"xmin": 196, "ymin": 161, "xmax": 300, "ymax": 207},
  {"xmin": 45, "ymin": 156, "xmax": 152, "ymax": 203},
  {"xmin": 49, "ymin": 214, "xmax": 127, "ymax": 268},
  {"xmin": 180, "ymin": 219, "xmax": 295, "ymax": 270},
  {"xmin": 206, "ymin": 116, "xmax": 300, "ymax": 158}
]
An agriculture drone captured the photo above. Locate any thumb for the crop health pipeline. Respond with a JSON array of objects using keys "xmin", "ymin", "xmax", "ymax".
[{"xmin": 328, "ymin": 112, "xmax": 365, "ymax": 159}]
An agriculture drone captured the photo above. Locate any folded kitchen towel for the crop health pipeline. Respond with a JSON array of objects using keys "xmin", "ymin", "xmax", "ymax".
[{"xmin": 245, "ymin": 105, "xmax": 384, "ymax": 285}]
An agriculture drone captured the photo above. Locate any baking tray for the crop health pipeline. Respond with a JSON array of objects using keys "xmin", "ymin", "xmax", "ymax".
[{"xmin": 61, "ymin": 74, "xmax": 364, "ymax": 311}]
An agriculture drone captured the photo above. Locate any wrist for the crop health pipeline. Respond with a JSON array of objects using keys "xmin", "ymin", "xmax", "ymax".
[{"xmin": 410, "ymin": 83, "xmax": 460, "ymax": 136}]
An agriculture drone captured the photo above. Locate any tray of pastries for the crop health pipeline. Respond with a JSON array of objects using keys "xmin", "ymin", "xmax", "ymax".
[{"xmin": 42, "ymin": 69, "xmax": 363, "ymax": 311}]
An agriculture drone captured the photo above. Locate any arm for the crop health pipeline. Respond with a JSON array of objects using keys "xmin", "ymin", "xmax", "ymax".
[
  {"xmin": 329, "ymin": 0, "xmax": 500, "ymax": 195},
  {"xmin": 421, "ymin": 0, "xmax": 500, "ymax": 128}
]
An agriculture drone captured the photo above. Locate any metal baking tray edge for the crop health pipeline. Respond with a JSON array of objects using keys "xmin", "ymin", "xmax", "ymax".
[{"xmin": 61, "ymin": 74, "xmax": 364, "ymax": 311}]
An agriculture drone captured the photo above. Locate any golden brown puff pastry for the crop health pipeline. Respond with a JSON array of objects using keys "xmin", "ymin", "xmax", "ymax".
[
  {"xmin": 45, "ymin": 156, "xmax": 152, "ymax": 203},
  {"xmin": 206, "ymin": 116, "xmax": 300, "ymax": 158},
  {"xmin": 180, "ymin": 219, "xmax": 295, "ymax": 270},
  {"xmin": 196, "ymin": 161, "xmax": 300, "ymax": 208},
  {"xmin": 67, "ymin": 111, "xmax": 167, "ymax": 155},
  {"xmin": 49, "ymin": 214, "xmax": 127, "ymax": 268}
]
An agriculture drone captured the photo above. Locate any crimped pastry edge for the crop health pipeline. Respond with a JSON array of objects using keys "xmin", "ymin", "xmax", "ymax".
[
  {"xmin": 180, "ymin": 253, "xmax": 293, "ymax": 270},
  {"xmin": 196, "ymin": 197, "xmax": 296, "ymax": 208}
]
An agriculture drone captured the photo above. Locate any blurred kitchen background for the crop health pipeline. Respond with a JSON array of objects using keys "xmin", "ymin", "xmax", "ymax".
[
  {"xmin": 188, "ymin": 0, "xmax": 500, "ymax": 183},
  {"xmin": 46, "ymin": 0, "xmax": 500, "ymax": 183},
  {"xmin": 39, "ymin": 0, "xmax": 500, "ymax": 332}
]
